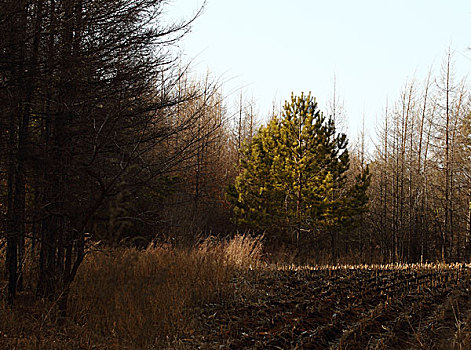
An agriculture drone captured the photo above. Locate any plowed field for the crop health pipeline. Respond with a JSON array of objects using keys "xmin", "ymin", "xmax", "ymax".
[{"xmin": 174, "ymin": 264, "xmax": 471, "ymax": 349}]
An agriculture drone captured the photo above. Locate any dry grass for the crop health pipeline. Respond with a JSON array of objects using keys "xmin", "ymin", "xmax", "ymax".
[{"xmin": 0, "ymin": 234, "xmax": 262, "ymax": 349}]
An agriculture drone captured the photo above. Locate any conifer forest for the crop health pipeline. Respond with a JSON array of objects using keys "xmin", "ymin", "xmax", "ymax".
[{"xmin": 1, "ymin": 0, "xmax": 471, "ymax": 348}]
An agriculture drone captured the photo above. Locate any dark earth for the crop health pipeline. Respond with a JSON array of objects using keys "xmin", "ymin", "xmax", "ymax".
[{"xmin": 173, "ymin": 265, "xmax": 471, "ymax": 349}]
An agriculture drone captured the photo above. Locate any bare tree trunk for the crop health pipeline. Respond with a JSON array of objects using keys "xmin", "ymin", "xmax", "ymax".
[
  {"xmin": 417, "ymin": 72, "xmax": 431, "ymax": 262},
  {"xmin": 443, "ymin": 52, "xmax": 451, "ymax": 262}
]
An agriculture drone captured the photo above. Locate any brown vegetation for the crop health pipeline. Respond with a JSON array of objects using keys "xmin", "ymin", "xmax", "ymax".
[{"xmin": 0, "ymin": 235, "xmax": 262, "ymax": 349}]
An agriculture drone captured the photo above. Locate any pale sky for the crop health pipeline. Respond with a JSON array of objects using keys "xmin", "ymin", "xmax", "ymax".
[{"xmin": 167, "ymin": 0, "xmax": 471, "ymax": 140}]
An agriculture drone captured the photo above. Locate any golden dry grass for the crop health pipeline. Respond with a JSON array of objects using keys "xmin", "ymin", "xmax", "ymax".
[{"xmin": 0, "ymin": 234, "xmax": 263, "ymax": 349}]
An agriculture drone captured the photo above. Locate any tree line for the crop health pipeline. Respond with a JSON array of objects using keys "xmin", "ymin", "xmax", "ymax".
[
  {"xmin": 0, "ymin": 0, "xmax": 227, "ymax": 310},
  {"xmin": 366, "ymin": 53, "xmax": 471, "ymax": 264}
]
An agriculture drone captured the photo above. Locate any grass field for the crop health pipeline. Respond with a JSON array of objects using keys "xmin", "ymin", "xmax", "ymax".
[{"xmin": 0, "ymin": 235, "xmax": 262, "ymax": 349}]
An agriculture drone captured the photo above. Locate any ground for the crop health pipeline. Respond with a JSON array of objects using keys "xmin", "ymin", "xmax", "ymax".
[{"xmin": 172, "ymin": 265, "xmax": 471, "ymax": 349}]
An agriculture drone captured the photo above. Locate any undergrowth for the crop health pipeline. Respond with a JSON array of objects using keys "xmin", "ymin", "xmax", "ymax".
[{"xmin": 0, "ymin": 234, "xmax": 263, "ymax": 349}]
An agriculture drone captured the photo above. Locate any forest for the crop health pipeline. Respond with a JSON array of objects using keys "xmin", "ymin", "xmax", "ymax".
[{"xmin": 1, "ymin": 0, "xmax": 471, "ymax": 348}]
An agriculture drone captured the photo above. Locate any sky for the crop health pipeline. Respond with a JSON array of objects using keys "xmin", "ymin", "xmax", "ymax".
[{"xmin": 166, "ymin": 0, "xmax": 471, "ymax": 141}]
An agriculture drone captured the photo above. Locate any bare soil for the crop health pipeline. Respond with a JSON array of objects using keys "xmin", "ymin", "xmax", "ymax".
[{"xmin": 173, "ymin": 265, "xmax": 471, "ymax": 349}]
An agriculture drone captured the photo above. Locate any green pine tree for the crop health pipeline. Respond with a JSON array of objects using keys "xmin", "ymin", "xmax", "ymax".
[{"xmin": 228, "ymin": 92, "xmax": 370, "ymax": 252}]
